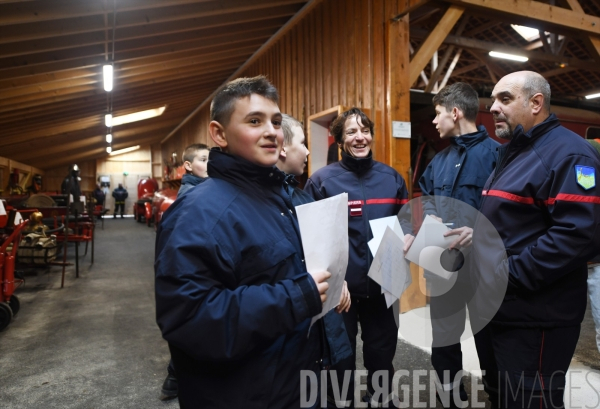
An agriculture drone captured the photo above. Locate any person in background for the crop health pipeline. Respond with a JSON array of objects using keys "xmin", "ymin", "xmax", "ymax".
[
  {"xmin": 155, "ymin": 76, "xmax": 330, "ymax": 408},
  {"xmin": 92, "ymin": 184, "xmax": 105, "ymax": 207},
  {"xmin": 405, "ymin": 82, "xmax": 499, "ymax": 408},
  {"xmin": 112, "ymin": 183, "xmax": 128, "ymax": 218},
  {"xmin": 304, "ymin": 107, "xmax": 409, "ymax": 407},
  {"xmin": 474, "ymin": 70, "xmax": 600, "ymax": 408},
  {"xmin": 61, "ymin": 164, "xmax": 81, "ymax": 203},
  {"xmin": 159, "ymin": 143, "xmax": 211, "ymax": 400},
  {"xmin": 177, "ymin": 143, "xmax": 210, "ymax": 197}
]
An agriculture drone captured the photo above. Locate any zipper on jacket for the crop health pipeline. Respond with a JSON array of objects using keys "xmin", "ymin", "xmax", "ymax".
[{"xmin": 359, "ymin": 175, "xmax": 370, "ymax": 298}]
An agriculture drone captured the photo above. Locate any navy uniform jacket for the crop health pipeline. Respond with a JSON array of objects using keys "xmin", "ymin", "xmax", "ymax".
[
  {"xmin": 155, "ymin": 150, "xmax": 323, "ymax": 408},
  {"xmin": 474, "ymin": 114, "xmax": 600, "ymax": 327},
  {"xmin": 304, "ymin": 151, "xmax": 409, "ymax": 298},
  {"xmin": 177, "ymin": 173, "xmax": 208, "ymax": 197},
  {"xmin": 419, "ymin": 126, "xmax": 499, "ymax": 228},
  {"xmin": 111, "ymin": 187, "xmax": 128, "ymax": 202}
]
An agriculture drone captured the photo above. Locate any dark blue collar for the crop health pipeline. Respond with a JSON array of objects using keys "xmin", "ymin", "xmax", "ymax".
[
  {"xmin": 451, "ymin": 125, "xmax": 490, "ymax": 148},
  {"xmin": 510, "ymin": 113, "xmax": 560, "ymax": 147},
  {"xmin": 182, "ymin": 173, "xmax": 208, "ymax": 186},
  {"xmin": 340, "ymin": 150, "xmax": 374, "ymax": 174},
  {"xmin": 207, "ymin": 148, "xmax": 286, "ymax": 187}
]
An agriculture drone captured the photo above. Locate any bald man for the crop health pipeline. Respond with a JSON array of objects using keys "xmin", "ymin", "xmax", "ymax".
[{"xmin": 472, "ymin": 71, "xmax": 600, "ymax": 408}]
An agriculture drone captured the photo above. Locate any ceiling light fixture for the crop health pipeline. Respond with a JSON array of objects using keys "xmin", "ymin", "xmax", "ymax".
[
  {"xmin": 106, "ymin": 146, "xmax": 112, "ymax": 153},
  {"xmin": 586, "ymin": 93, "xmax": 600, "ymax": 100},
  {"xmin": 109, "ymin": 145, "xmax": 141, "ymax": 156},
  {"xmin": 106, "ymin": 134, "xmax": 113, "ymax": 143},
  {"xmin": 110, "ymin": 106, "xmax": 167, "ymax": 127},
  {"xmin": 489, "ymin": 51, "xmax": 528, "ymax": 62},
  {"xmin": 511, "ymin": 25, "xmax": 540, "ymax": 42},
  {"xmin": 105, "ymin": 113, "xmax": 112, "ymax": 127},
  {"xmin": 103, "ymin": 64, "xmax": 113, "ymax": 92}
]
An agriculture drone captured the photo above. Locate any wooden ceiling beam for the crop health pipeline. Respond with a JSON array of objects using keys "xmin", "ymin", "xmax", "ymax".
[
  {"xmin": 0, "ymin": 16, "xmax": 286, "ymax": 60},
  {"xmin": 410, "ymin": 28, "xmax": 600, "ymax": 72},
  {"xmin": 441, "ymin": 0, "xmax": 600, "ymax": 37},
  {"xmin": 410, "ymin": 5, "xmax": 465, "ymax": 86},
  {"xmin": 0, "ymin": 3, "xmax": 300, "ymax": 45}
]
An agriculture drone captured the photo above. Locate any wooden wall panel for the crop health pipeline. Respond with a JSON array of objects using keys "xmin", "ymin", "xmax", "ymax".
[{"xmin": 162, "ymin": 0, "xmax": 414, "ymax": 183}]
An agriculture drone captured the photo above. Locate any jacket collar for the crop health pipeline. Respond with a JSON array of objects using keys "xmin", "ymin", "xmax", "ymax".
[
  {"xmin": 181, "ymin": 173, "xmax": 208, "ymax": 186},
  {"xmin": 510, "ymin": 113, "xmax": 560, "ymax": 147},
  {"xmin": 207, "ymin": 148, "xmax": 286, "ymax": 187},
  {"xmin": 451, "ymin": 125, "xmax": 490, "ymax": 148},
  {"xmin": 340, "ymin": 150, "xmax": 374, "ymax": 174}
]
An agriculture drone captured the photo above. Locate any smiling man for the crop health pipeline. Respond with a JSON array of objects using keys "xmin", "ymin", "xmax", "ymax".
[{"xmin": 474, "ymin": 70, "xmax": 600, "ymax": 408}]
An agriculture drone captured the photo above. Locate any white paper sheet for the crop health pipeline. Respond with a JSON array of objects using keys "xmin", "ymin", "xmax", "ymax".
[
  {"xmin": 0, "ymin": 200, "xmax": 6, "ymax": 216},
  {"xmin": 368, "ymin": 216, "xmax": 403, "ymax": 257},
  {"xmin": 405, "ymin": 215, "xmax": 458, "ymax": 280},
  {"xmin": 368, "ymin": 227, "xmax": 411, "ymax": 310},
  {"xmin": 295, "ymin": 193, "xmax": 349, "ymax": 325}
]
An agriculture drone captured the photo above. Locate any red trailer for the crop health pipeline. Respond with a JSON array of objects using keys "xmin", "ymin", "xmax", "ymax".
[
  {"xmin": 133, "ymin": 178, "xmax": 159, "ymax": 224},
  {"xmin": 0, "ymin": 215, "xmax": 28, "ymax": 331}
]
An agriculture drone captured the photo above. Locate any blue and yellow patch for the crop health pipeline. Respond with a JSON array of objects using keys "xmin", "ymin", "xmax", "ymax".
[{"xmin": 575, "ymin": 165, "xmax": 595, "ymax": 190}]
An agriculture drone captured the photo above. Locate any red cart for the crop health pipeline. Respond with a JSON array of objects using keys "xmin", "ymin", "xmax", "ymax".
[{"xmin": 0, "ymin": 218, "xmax": 28, "ymax": 331}]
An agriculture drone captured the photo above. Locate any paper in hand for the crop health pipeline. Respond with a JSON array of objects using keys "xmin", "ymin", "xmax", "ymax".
[{"xmin": 295, "ymin": 193, "xmax": 349, "ymax": 326}]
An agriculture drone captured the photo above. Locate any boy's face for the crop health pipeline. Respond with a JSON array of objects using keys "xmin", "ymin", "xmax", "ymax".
[
  {"xmin": 184, "ymin": 149, "xmax": 209, "ymax": 178},
  {"xmin": 341, "ymin": 115, "xmax": 372, "ymax": 158},
  {"xmin": 209, "ymin": 94, "xmax": 283, "ymax": 167},
  {"xmin": 280, "ymin": 125, "xmax": 309, "ymax": 176},
  {"xmin": 432, "ymin": 105, "xmax": 457, "ymax": 139}
]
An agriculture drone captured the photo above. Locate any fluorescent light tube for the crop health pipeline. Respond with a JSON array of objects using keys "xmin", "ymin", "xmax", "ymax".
[
  {"xmin": 103, "ymin": 64, "xmax": 113, "ymax": 92},
  {"xmin": 489, "ymin": 51, "xmax": 528, "ymax": 62}
]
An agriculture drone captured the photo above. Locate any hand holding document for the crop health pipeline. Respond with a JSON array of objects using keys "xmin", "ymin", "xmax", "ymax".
[
  {"xmin": 367, "ymin": 216, "xmax": 412, "ymax": 310},
  {"xmin": 405, "ymin": 215, "xmax": 457, "ymax": 280},
  {"xmin": 295, "ymin": 193, "xmax": 349, "ymax": 326}
]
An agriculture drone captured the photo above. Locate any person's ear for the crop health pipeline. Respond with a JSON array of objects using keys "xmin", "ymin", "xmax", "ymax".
[
  {"xmin": 452, "ymin": 107, "xmax": 460, "ymax": 121},
  {"xmin": 183, "ymin": 161, "xmax": 193, "ymax": 172},
  {"xmin": 530, "ymin": 93, "xmax": 544, "ymax": 115},
  {"xmin": 280, "ymin": 146, "xmax": 288, "ymax": 159},
  {"xmin": 209, "ymin": 121, "xmax": 227, "ymax": 149}
]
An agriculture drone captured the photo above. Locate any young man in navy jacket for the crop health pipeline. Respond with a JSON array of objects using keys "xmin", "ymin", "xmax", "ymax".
[
  {"xmin": 155, "ymin": 76, "xmax": 330, "ymax": 409},
  {"xmin": 474, "ymin": 71, "xmax": 600, "ymax": 408},
  {"xmin": 412, "ymin": 82, "xmax": 500, "ymax": 408}
]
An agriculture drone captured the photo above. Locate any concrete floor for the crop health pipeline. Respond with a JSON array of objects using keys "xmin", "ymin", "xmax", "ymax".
[{"xmin": 0, "ymin": 218, "xmax": 598, "ymax": 408}]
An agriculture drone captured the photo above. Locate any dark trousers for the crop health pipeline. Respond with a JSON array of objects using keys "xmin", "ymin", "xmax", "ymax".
[
  {"xmin": 329, "ymin": 293, "xmax": 398, "ymax": 405},
  {"xmin": 490, "ymin": 325, "xmax": 580, "ymax": 409},
  {"xmin": 167, "ymin": 359, "xmax": 175, "ymax": 376},
  {"xmin": 429, "ymin": 278, "xmax": 499, "ymax": 405},
  {"xmin": 114, "ymin": 201, "xmax": 124, "ymax": 217}
]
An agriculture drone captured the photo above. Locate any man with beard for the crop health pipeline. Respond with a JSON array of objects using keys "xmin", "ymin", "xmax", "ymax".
[{"xmin": 474, "ymin": 70, "xmax": 600, "ymax": 408}]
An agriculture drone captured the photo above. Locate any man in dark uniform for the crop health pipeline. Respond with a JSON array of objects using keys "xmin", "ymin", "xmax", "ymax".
[
  {"xmin": 474, "ymin": 71, "xmax": 600, "ymax": 408},
  {"xmin": 61, "ymin": 164, "xmax": 82, "ymax": 203},
  {"xmin": 112, "ymin": 183, "xmax": 128, "ymax": 218}
]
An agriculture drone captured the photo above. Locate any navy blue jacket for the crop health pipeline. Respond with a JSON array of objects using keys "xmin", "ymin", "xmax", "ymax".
[
  {"xmin": 304, "ymin": 151, "xmax": 408, "ymax": 297},
  {"xmin": 475, "ymin": 114, "xmax": 600, "ymax": 327},
  {"xmin": 177, "ymin": 173, "xmax": 208, "ymax": 197},
  {"xmin": 282, "ymin": 172, "xmax": 353, "ymax": 368},
  {"xmin": 111, "ymin": 187, "xmax": 128, "ymax": 202},
  {"xmin": 419, "ymin": 126, "xmax": 499, "ymax": 228},
  {"xmin": 155, "ymin": 150, "xmax": 323, "ymax": 408}
]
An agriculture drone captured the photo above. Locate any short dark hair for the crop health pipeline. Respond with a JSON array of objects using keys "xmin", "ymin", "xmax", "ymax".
[
  {"xmin": 330, "ymin": 108, "xmax": 374, "ymax": 145},
  {"xmin": 432, "ymin": 82, "xmax": 479, "ymax": 122},
  {"xmin": 281, "ymin": 114, "xmax": 303, "ymax": 146},
  {"xmin": 182, "ymin": 143, "xmax": 209, "ymax": 163},
  {"xmin": 210, "ymin": 75, "xmax": 279, "ymax": 126}
]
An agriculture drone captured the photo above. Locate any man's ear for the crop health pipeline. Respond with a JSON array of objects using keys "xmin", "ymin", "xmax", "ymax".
[
  {"xmin": 183, "ymin": 161, "xmax": 193, "ymax": 172},
  {"xmin": 279, "ymin": 146, "xmax": 288, "ymax": 159},
  {"xmin": 209, "ymin": 120, "xmax": 227, "ymax": 149},
  {"xmin": 530, "ymin": 93, "xmax": 544, "ymax": 115}
]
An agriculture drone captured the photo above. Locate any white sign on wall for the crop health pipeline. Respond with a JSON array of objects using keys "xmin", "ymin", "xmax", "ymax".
[{"xmin": 392, "ymin": 121, "xmax": 411, "ymax": 139}]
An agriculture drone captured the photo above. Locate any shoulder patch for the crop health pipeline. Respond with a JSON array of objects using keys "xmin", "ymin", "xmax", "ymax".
[{"xmin": 575, "ymin": 165, "xmax": 595, "ymax": 190}]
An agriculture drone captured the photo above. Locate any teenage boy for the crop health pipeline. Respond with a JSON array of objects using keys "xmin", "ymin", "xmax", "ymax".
[
  {"xmin": 177, "ymin": 143, "xmax": 210, "ymax": 197},
  {"xmin": 159, "ymin": 143, "xmax": 211, "ymax": 400},
  {"xmin": 277, "ymin": 113, "xmax": 352, "ymax": 372},
  {"xmin": 406, "ymin": 82, "xmax": 500, "ymax": 408},
  {"xmin": 155, "ymin": 76, "xmax": 330, "ymax": 408}
]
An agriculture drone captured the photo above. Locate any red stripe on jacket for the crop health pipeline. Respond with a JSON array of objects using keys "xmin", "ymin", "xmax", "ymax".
[
  {"xmin": 347, "ymin": 198, "xmax": 408, "ymax": 206},
  {"xmin": 483, "ymin": 190, "xmax": 600, "ymax": 205}
]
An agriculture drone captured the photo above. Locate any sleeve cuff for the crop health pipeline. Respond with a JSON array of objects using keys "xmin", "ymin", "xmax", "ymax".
[{"xmin": 295, "ymin": 274, "xmax": 323, "ymax": 317}]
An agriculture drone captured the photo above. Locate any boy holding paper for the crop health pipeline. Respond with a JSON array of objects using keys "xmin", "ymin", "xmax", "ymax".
[{"xmin": 155, "ymin": 76, "xmax": 330, "ymax": 408}]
